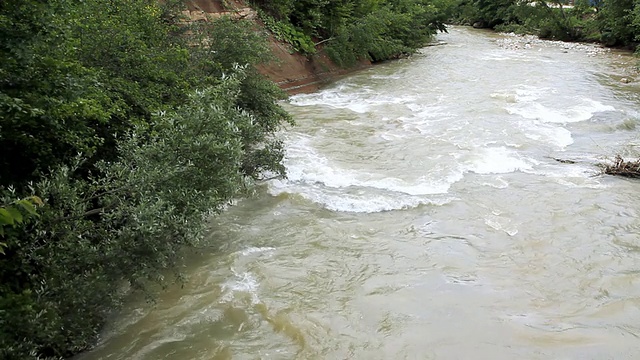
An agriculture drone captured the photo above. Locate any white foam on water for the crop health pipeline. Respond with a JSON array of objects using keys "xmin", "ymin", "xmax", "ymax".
[
  {"xmin": 289, "ymin": 88, "xmax": 369, "ymax": 113},
  {"xmin": 519, "ymin": 121, "xmax": 574, "ymax": 148},
  {"xmin": 289, "ymin": 88, "xmax": 415, "ymax": 114},
  {"xmin": 220, "ymin": 269, "xmax": 261, "ymax": 304},
  {"xmin": 269, "ymin": 169, "xmax": 461, "ymax": 213},
  {"xmin": 484, "ymin": 215, "xmax": 519, "ymax": 236},
  {"xmin": 273, "ymin": 132, "xmax": 605, "ymax": 213},
  {"xmin": 527, "ymin": 163, "xmax": 594, "ymax": 178},
  {"xmin": 239, "ymin": 247, "xmax": 276, "ymax": 257},
  {"xmin": 478, "ymin": 51, "xmax": 524, "ymax": 61},
  {"xmin": 274, "ymin": 86, "xmax": 610, "ymax": 213},
  {"xmin": 276, "ymin": 185, "xmax": 455, "ymax": 213},
  {"xmin": 405, "ymin": 102, "xmax": 445, "ymax": 114},
  {"xmin": 405, "ymin": 103, "xmax": 427, "ymax": 112},
  {"xmin": 514, "ymin": 86, "xmax": 547, "ymax": 102},
  {"xmin": 504, "ymin": 87, "xmax": 615, "ymax": 124},
  {"xmin": 490, "ymin": 92, "xmax": 518, "ymax": 103},
  {"xmin": 280, "ymin": 136, "xmax": 460, "ymax": 196},
  {"xmin": 524, "ymin": 162, "xmax": 608, "ymax": 188},
  {"xmin": 378, "ymin": 131, "xmax": 406, "ymax": 141},
  {"xmin": 370, "ymin": 74, "xmax": 402, "ymax": 80},
  {"xmin": 507, "ymin": 99, "xmax": 614, "ymax": 124},
  {"xmin": 495, "ymin": 86, "xmax": 615, "ymax": 149},
  {"xmin": 481, "ymin": 176, "xmax": 510, "ymax": 189},
  {"xmin": 492, "ymin": 86, "xmax": 548, "ymax": 103},
  {"xmin": 465, "ymin": 146, "xmax": 536, "ymax": 174},
  {"xmin": 392, "ymin": 103, "xmax": 457, "ymax": 136},
  {"xmin": 555, "ymin": 178, "xmax": 609, "ymax": 189},
  {"xmin": 268, "ymin": 135, "xmax": 462, "ymax": 213},
  {"xmin": 498, "ymin": 86, "xmax": 615, "ymax": 124}
]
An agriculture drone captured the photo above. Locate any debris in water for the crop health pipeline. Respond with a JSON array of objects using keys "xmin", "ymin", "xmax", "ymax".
[
  {"xmin": 602, "ymin": 155, "xmax": 640, "ymax": 178},
  {"xmin": 550, "ymin": 157, "xmax": 577, "ymax": 164},
  {"xmin": 425, "ymin": 41, "xmax": 447, "ymax": 47}
]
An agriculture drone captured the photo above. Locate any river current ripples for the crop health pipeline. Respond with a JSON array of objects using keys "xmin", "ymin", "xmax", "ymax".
[{"xmin": 80, "ymin": 26, "xmax": 640, "ymax": 360}]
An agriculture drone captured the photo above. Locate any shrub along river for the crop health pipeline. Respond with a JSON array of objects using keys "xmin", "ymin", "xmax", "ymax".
[{"xmin": 80, "ymin": 26, "xmax": 640, "ymax": 359}]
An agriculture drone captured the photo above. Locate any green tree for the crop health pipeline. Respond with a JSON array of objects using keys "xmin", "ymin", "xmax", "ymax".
[
  {"xmin": 325, "ymin": 0, "xmax": 453, "ymax": 67},
  {"xmin": 0, "ymin": 1, "xmax": 291, "ymax": 358},
  {"xmin": 598, "ymin": 0, "xmax": 635, "ymax": 46}
]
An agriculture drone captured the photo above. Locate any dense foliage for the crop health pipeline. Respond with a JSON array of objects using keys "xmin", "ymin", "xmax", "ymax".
[
  {"xmin": 252, "ymin": 0, "xmax": 454, "ymax": 67},
  {"xmin": 454, "ymin": 0, "xmax": 640, "ymax": 47},
  {"xmin": 0, "ymin": 0, "xmax": 290, "ymax": 358}
]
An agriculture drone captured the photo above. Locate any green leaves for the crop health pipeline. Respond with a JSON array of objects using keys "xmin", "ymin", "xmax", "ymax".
[
  {"xmin": 1, "ymin": 1, "xmax": 291, "ymax": 358},
  {"xmin": 597, "ymin": 0, "xmax": 635, "ymax": 46},
  {"xmin": 0, "ymin": 196, "xmax": 42, "ymax": 229},
  {"xmin": 259, "ymin": 10, "xmax": 317, "ymax": 54},
  {"xmin": 0, "ymin": 0, "xmax": 195, "ymax": 187},
  {"xmin": 325, "ymin": 0, "xmax": 452, "ymax": 67},
  {"xmin": 456, "ymin": 0, "xmax": 640, "ymax": 45},
  {"xmin": 0, "ymin": 196, "xmax": 42, "ymax": 252},
  {"xmin": 3, "ymin": 207, "xmax": 22, "ymax": 224}
]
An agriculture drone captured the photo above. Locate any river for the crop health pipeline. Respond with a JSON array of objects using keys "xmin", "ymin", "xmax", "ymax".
[{"xmin": 80, "ymin": 26, "xmax": 640, "ymax": 359}]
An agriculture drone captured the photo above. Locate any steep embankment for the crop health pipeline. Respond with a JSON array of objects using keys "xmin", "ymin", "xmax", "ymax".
[{"xmin": 183, "ymin": 0, "xmax": 366, "ymax": 93}]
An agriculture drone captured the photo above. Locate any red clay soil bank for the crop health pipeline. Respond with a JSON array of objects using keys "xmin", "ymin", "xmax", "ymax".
[
  {"xmin": 183, "ymin": 0, "xmax": 370, "ymax": 93},
  {"xmin": 257, "ymin": 39, "xmax": 371, "ymax": 94}
]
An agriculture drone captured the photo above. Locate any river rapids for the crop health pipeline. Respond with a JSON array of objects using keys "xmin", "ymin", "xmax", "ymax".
[{"xmin": 80, "ymin": 26, "xmax": 640, "ymax": 360}]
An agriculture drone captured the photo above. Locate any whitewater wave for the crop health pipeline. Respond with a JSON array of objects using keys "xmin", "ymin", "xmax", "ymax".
[
  {"xmin": 498, "ymin": 86, "xmax": 615, "ymax": 124},
  {"xmin": 239, "ymin": 247, "xmax": 276, "ymax": 257},
  {"xmin": 506, "ymin": 99, "xmax": 614, "ymax": 124},
  {"xmin": 519, "ymin": 121, "xmax": 575, "ymax": 148},
  {"xmin": 282, "ymin": 136, "xmax": 461, "ymax": 194},
  {"xmin": 268, "ymin": 166, "xmax": 460, "ymax": 213},
  {"xmin": 220, "ymin": 269, "xmax": 261, "ymax": 304},
  {"xmin": 464, "ymin": 146, "xmax": 537, "ymax": 174},
  {"xmin": 268, "ymin": 134, "xmax": 464, "ymax": 212},
  {"xmin": 270, "ymin": 134, "xmax": 610, "ymax": 212},
  {"xmin": 491, "ymin": 86, "xmax": 615, "ymax": 149},
  {"xmin": 270, "ymin": 137, "xmax": 539, "ymax": 212},
  {"xmin": 484, "ymin": 215, "xmax": 519, "ymax": 236},
  {"xmin": 273, "ymin": 82, "xmax": 610, "ymax": 213},
  {"xmin": 271, "ymin": 184, "xmax": 455, "ymax": 213},
  {"xmin": 289, "ymin": 86, "xmax": 416, "ymax": 114}
]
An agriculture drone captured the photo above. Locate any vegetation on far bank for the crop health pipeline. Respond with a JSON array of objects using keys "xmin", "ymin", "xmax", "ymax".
[
  {"xmin": 251, "ymin": 0, "xmax": 454, "ymax": 67},
  {"xmin": 453, "ymin": 0, "xmax": 640, "ymax": 48}
]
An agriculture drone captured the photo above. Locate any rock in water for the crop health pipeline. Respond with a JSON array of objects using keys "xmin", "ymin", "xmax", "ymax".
[{"xmin": 473, "ymin": 21, "xmax": 486, "ymax": 29}]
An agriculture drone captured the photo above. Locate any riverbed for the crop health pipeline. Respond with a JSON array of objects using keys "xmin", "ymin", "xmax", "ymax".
[{"xmin": 80, "ymin": 26, "xmax": 640, "ymax": 359}]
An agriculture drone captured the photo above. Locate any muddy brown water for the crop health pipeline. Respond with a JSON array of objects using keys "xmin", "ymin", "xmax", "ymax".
[{"xmin": 79, "ymin": 27, "xmax": 640, "ymax": 359}]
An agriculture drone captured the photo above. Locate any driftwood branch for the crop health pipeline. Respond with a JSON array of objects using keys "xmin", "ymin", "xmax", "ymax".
[
  {"xmin": 314, "ymin": 37, "xmax": 335, "ymax": 46},
  {"xmin": 602, "ymin": 155, "xmax": 640, "ymax": 178},
  {"xmin": 254, "ymin": 175, "xmax": 285, "ymax": 184}
]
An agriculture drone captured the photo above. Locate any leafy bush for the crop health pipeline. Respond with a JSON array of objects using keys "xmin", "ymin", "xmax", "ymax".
[
  {"xmin": 455, "ymin": 0, "xmax": 640, "ymax": 47},
  {"xmin": 251, "ymin": 0, "xmax": 451, "ymax": 64},
  {"xmin": 598, "ymin": 0, "xmax": 635, "ymax": 46},
  {"xmin": 326, "ymin": 0, "xmax": 452, "ymax": 67},
  {"xmin": 258, "ymin": 10, "xmax": 317, "ymax": 54},
  {"xmin": 0, "ymin": 1, "xmax": 291, "ymax": 358}
]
